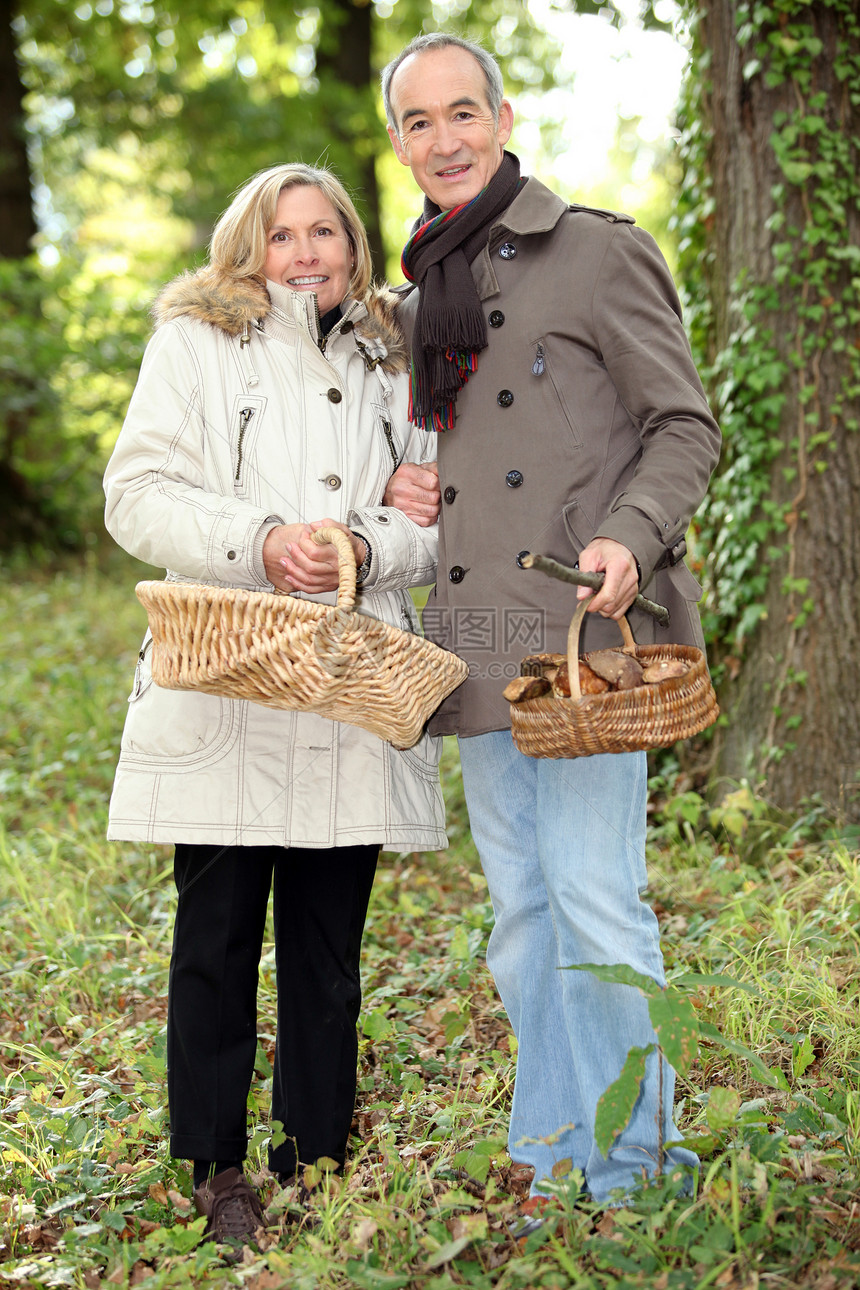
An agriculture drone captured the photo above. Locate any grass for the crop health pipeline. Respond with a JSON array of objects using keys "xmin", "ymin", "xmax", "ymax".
[{"xmin": 2, "ymin": 549, "xmax": 860, "ymax": 1287}]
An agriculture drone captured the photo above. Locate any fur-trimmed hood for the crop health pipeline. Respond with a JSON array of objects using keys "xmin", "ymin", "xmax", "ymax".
[{"xmin": 152, "ymin": 265, "xmax": 408, "ymax": 375}]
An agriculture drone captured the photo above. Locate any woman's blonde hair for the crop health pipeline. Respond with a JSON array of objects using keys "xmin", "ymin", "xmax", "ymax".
[{"xmin": 209, "ymin": 163, "xmax": 372, "ymax": 300}]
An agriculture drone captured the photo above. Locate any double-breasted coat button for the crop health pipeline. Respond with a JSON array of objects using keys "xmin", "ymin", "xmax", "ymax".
[
  {"xmin": 516, "ymin": 550, "xmax": 530, "ymax": 568},
  {"xmin": 506, "ymin": 470, "xmax": 524, "ymax": 488},
  {"xmin": 443, "ymin": 486, "xmax": 457, "ymax": 504},
  {"xmin": 488, "ymin": 310, "xmax": 505, "ymax": 328},
  {"xmin": 449, "ymin": 566, "xmax": 466, "ymax": 584},
  {"xmin": 497, "ymin": 390, "xmax": 514, "ymax": 408},
  {"xmin": 499, "ymin": 242, "xmax": 517, "ymax": 260},
  {"xmin": 327, "ymin": 387, "xmax": 342, "ymax": 403},
  {"xmin": 324, "ymin": 474, "xmax": 342, "ymax": 491}
]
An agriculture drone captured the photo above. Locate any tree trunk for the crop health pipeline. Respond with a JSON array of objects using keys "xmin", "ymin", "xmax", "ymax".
[
  {"xmin": 315, "ymin": 0, "xmax": 384, "ymax": 273},
  {"xmin": 0, "ymin": 2, "xmax": 63, "ymax": 548},
  {"xmin": 0, "ymin": 0, "xmax": 36, "ymax": 257},
  {"xmin": 696, "ymin": 0, "xmax": 860, "ymax": 821}
]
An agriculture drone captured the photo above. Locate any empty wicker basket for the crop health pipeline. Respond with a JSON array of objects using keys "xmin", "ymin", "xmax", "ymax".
[
  {"xmin": 509, "ymin": 595, "xmax": 719, "ymax": 759},
  {"xmin": 135, "ymin": 526, "xmax": 468, "ymax": 749}
]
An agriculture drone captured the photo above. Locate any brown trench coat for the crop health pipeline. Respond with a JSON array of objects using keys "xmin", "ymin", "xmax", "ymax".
[{"xmin": 400, "ymin": 176, "xmax": 722, "ymax": 738}]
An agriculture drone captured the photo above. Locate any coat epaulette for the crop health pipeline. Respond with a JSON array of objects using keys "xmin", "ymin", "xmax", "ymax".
[{"xmin": 567, "ymin": 203, "xmax": 636, "ymax": 225}]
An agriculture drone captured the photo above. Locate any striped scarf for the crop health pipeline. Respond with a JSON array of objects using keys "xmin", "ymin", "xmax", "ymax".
[{"xmin": 401, "ymin": 152, "xmax": 522, "ymax": 430}]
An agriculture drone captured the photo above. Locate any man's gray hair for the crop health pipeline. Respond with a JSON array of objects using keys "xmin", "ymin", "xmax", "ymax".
[{"xmin": 381, "ymin": 34, "xmax": 505, "ymax": 132}]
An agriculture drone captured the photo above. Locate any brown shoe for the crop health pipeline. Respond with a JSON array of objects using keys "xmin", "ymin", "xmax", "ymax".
[{"xmin": 193, "ymin": 1167, "xmax": 266, "ymax": 1249}]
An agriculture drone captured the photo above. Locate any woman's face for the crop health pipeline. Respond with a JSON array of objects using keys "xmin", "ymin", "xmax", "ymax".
[{"xmin": 263, "ymin": 185, "xmax": 353, "ymax": 314}]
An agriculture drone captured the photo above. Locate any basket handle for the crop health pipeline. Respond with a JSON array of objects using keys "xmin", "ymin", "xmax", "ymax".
[
  {"xmin": 566, "ymin": 595, "xmax": 637, "ymax": 703},
  {"xmin": 310, "ymin": 525, "xmax": 360, "ymax": 611}
]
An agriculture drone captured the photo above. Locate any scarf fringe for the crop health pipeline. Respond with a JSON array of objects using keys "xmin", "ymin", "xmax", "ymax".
[
  {"xmin": 421, "ymin": 301, "xmax": 487, "ymax": 354},
  {"xmin": 409, "ymin": 350, "xmax": 478, "ymax": 431}
]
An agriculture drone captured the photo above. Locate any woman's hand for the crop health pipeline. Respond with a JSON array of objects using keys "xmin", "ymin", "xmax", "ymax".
[
  {"xmin": 383, "ymin": 461, "xmax": 440, "ymax": 527},
  {"xmin": 270, "ymin": 518, "xmax": 366, "ymax": 595},
  {"xmin": 263, "ymin": 523, "xmax": 314, "ymax": 592}
]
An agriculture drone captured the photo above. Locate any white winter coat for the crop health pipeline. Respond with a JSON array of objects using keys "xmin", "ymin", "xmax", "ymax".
[{"xmin": 104, "ymin": 270, "xmax": 447, "ymax": 849}]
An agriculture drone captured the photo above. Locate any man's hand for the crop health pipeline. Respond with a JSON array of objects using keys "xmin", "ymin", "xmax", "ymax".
[
  {"xmin": 383, "ymin": 461, "xmax": 440, "ymax": 527},
  {"xmin": 576, "ymin": 537, "xmax": 639, "ymax": 620},
  {"xmin": 263, "ymin": 519, "xmax": 365, "ymax": 594}
]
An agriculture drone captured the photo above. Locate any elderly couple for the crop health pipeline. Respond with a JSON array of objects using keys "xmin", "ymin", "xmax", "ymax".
[{"xmin": 104, "ymin": 33, "xmax": 719, "ymax": 1250}]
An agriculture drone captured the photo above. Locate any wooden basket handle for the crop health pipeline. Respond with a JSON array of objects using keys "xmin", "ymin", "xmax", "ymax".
[
  {"xmin": 311, "ymin": 526, "xmax": 359, "ymax": 611},
  {"xmin": 566, "ymin": 595, "xmax": 637, "ymax": 703}
]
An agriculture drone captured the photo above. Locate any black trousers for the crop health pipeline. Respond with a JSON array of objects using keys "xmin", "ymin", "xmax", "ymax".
[{"xmin": 167, "ymin": 842, "xmax": 378, "ymax": 1175}]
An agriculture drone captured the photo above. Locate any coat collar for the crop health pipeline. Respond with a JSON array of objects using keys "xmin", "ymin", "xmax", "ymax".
[
  {"xmin": 470, "ymin": 177, "xmax": 567, "ymax": 299},
  {"xmin": 490, "ymin": 175, "xmax": 570, "ymax": 237},
  {"xmin": 151, "ymin": 266, "xmax": 408, "ymax": 375}
]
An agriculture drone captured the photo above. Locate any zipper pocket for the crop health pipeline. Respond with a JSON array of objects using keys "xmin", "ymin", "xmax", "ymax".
[
  {"xmin": 131, "ymin": 635, "xmax": 153, "ymax": 700},
  {"xmin": 382, "ymin": 417, "xmax": 401, "ymax": 466},
  {"xmin": 235, "ymin": 406, "xmax": 256, "ymax": 482}
]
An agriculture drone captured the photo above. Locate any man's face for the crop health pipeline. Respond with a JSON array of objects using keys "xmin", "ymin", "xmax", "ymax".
[{"xmin": 387, "ymin": 46, "xmax": 513, "ymax": 211}]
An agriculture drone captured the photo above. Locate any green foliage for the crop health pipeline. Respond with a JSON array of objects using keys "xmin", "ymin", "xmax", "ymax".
[
  {"xmin": 14, "ymin": 0, "xmax": 565, "ymax": 260},
  {"xmin": 0, "ymin": 255, "xmax": 150, "ymax": 550},
  {"xmin": 594, "ymin": 1044, "xmax": 653, "ymax": 1158},
  {"xmin": 569, "ymin": 962, "xmax": 784, "ymax": 1159}
]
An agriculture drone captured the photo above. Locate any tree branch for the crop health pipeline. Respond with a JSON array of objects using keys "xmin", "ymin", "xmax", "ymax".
[{"xmin": 520, "ymin": 553, "xmax": 671, "ymax": 629}]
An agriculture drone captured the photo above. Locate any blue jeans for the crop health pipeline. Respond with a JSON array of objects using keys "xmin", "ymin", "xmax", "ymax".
[{"xmin": 457, "ymin": 730, "xmax": 698, "ymax": 1203}]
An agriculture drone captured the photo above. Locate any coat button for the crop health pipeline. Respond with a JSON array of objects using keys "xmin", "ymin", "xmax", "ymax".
[
  {"xmin": 506, "ymin": 470, "xmax": 524, "ymax": 488},
  {"xmin": 227, "ymin": 550, "xmax": 237, "ymax": 560},
  {"xmin": 488, "ymin": 310, "xmax": 505, "ymax": 328},
  {"xmin": 443, "ymin": 486, "xmax": 457, "ymax": 504},
  {"xmin": 516, "ymin": 550, "xmax": 530, "ymax": 568},
  {"xmin": 499, "ymin": 242, "xmax": 517, "ymax": 260},
  {"xmin": 327, "ymin": 387, "xmax": 342, "ymax": 403},
  {"xmin": 449, "ymin": 566, "xmax": 466, "ymax": 583},
  {"xmin": 324, "ymin": 474, "xmax": 342, "ymax": 490},
  {"xmin": 341, "ymin": 321, "xmax": 353, "ymax": 333},
  {"xmin": 497, "ymin": 390, "xmax": 514, "ymax": 408}
]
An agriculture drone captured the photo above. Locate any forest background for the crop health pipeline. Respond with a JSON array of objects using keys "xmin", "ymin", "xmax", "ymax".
[{"xmin": 2, "ymin": 0, "xmax": 860, "ymax": 1286}]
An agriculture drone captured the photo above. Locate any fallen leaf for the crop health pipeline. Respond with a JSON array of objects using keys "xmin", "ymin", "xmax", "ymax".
[
  {"xmin": 352, "ymin": 1218, "xmax": 378, "ymax": 1251},
  {"xmin": 596, "ymin": 1211, "xmax": 618, "ymax": 1238}
]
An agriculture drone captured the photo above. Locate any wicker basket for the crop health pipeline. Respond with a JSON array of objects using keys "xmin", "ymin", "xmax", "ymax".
[
  {"xmin": 509, "ymin": 595, "xmax": 719, "ymax": 759},
  {"xmin": 135, "ymin": 526, "xmax": 468, "ymax": 749}
]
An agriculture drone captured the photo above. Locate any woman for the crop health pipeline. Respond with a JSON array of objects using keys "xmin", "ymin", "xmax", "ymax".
[{"xmin": 103, "ymin": 164, "xmax": 444, "ymax": 1249}]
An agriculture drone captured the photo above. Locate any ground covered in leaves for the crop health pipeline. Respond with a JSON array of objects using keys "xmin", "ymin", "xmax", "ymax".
[{"xmin": 2, "ymin": 553, "xmax": 860, "ymax": 1288}]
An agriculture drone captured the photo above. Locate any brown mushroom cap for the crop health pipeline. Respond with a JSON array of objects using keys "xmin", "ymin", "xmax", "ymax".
[
  {"xmin": 504, "ymin": 675, "xmax": 553, "ymax": 703},
  {"xmin": 585, "ymin": 649, "xmax": 645, "ymax": 690}
]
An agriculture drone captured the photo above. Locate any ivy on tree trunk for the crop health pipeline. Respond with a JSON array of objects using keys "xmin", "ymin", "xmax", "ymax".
[{"xmin": 677, "ymin": 0, "xmax": 860, "ymax": 820}]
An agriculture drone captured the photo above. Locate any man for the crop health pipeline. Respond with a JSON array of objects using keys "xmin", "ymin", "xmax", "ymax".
[{"xmin": 381, "ymin": 34, "xmax": 721, "ymax": 1206}]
